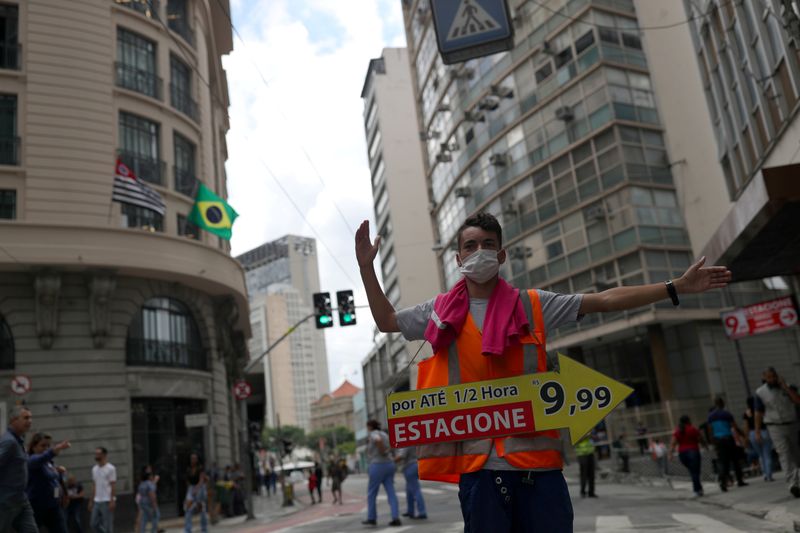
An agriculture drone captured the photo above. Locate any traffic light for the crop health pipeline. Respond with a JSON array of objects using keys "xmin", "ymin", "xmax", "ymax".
[
  {"xmin": 312, "ymin": 292, "xmax": 333, "ymax": 329},
  {"xmin": 336, "ymin": 290, "xmax": 356, "ymax": 326}
]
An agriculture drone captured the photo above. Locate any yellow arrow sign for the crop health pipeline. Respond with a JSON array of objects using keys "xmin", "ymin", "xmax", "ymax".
[{"xmin": 386, "ymin": 353, "xmax": 633, "ymax": 447}]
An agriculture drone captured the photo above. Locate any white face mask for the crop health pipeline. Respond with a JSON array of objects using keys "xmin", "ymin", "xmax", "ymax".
[{"xmin": 459, "ymin": 249, "xmax": 500, "ymax": 283}]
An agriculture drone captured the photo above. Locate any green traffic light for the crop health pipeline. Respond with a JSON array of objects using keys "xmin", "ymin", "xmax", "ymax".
[
  {"xmin": 319, "ymin": 316, "xmax": 331, "ymax": 324},
  {"xmin": 343, "ymin": 313, "xmax": 353, "ymax": 323}
]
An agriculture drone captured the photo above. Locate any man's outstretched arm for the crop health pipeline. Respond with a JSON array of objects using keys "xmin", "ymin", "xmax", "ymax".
[
  {"xmin": 579, "ymin": 256, "xmax": 731, "ymax": 314},
  {"xmin": 356, "ymin": 220, "xmax": 399, "ymax": 332}
]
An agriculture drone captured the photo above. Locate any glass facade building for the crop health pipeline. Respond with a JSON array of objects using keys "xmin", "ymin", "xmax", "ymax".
[{"xmin": 400, "ymin": 0, "xmax": 764, "ymax": 431}]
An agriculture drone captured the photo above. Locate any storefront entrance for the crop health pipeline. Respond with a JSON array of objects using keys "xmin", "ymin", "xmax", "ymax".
[{"xmin": 131, "ymin": 398, "xmax": 206, "ymax": 517}]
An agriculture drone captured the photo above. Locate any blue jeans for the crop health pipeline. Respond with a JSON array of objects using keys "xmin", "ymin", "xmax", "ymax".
[
  {"xmin": 139, "ymin": 502, "xmax": 159, "ymax": 533},
  {"xmin": 403, "ymin": 462, "xmax": 426, "ymax": 517},
  {"xmin": 749, "ymin": 429, "xmax": 774, "ymax": 479},
  {"xmin": 184, "ymin": 503, "xmax": 207, "ymax": 533},
  {"xmin": 678, "ymin": 449, "xmax": 703, "ymax": 494},
  {"xmin": 367, "ymin": 462, "xmax": 399, "ymax": 521},
  {"xmin": 458, "ymin": 470, "xmax": 573, "ymax": 533},
  {"xmin": 90, "ymin": 502, "xmax": 113, "ymax": 533}
]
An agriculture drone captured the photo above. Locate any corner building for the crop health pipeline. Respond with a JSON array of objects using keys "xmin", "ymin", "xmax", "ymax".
[
  {"xmin": 0, "ymin": 0, "xmax": 250, "ymax": 519},
  {"xmin": 401, "ymin": 0, "xmax": 767, "ymax": 433}
]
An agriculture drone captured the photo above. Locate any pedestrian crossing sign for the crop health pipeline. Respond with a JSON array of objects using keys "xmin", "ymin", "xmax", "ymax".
[{"xmin": 430, "ymin": 0, "xmax": 514, "ymax": 64}]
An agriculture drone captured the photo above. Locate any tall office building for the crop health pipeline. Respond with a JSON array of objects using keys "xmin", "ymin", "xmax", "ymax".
[
  {"xmin": 360, "ymin": 48, "xmax": 440, "ymax": 424},
  {"xmin": 0, "ymin": 0, "xmax": 249, "ymax": 519},
  {"xmin": 401, "ymin": 0, "xmax": 772, "ymax": 431},
  {"xmin": 634, "ymin": 0, "xmax": 800, "ymax": 408},
  {"xmin": 238, "ymin": 235, "xmax": 330, "ymax": 430}
]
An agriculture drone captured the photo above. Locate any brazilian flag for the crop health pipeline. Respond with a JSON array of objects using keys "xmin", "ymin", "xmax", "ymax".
[{"xmin": 188, "ymin": 183, "xmax": 239, "ymax": 240}]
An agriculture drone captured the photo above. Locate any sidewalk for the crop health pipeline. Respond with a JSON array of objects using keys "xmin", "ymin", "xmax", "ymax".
[
  {"xmin": 574, "ymin": 460, "xmax": 800, "ymax": 532},
  {"xmin": 159, "ymin": 479, "xmax": 366, "ymax": 533}
]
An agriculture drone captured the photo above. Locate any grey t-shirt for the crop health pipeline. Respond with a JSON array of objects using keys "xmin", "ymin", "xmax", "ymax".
[
  {"xmin": 366, "ymin": 429, "xmax": 392, "ymax": 465},
  {"xmin": 396, "ymin": 289, "xmax": 583, "ymax": 471}
]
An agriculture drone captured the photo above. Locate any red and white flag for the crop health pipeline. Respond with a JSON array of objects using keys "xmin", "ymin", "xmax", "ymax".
[{"xmin": 111, "ymin": 159, "xmax": 166, "ymax": 215}]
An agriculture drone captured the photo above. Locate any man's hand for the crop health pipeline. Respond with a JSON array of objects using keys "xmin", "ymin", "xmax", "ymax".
[
  {"xmin": 755, "ymin": 430, "xmax": 763, "ymax": 444},
  {"xmin": 674, "ymin": 256, "xmax": 732, "ymax": 294},
  {"xmin": 355, "ymin": 220, "xmax": 380, "ymax": 269},
  {"xmin": 109, "ymin": 499, "xmax": 116, "ymax": 512},
  {"xmin": 53, "ymin": 440, "xmax": 71, "ymax": 455},
  {"xmin": 88, "ymin": 500, "xmax": 93, "ymax": 512}
]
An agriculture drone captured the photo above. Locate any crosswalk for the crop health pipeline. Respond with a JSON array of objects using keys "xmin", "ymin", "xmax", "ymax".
[{"xmin": 590, "ymin": 513, "xmax": 754, "ymax": 532}]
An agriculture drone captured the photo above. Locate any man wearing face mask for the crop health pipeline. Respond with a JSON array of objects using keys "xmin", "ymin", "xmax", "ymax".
[
  {"xmin": 754, "ymin": 367, "xmax": 800, "ymax": 498},
  {"xmin": 355, "ymin": 212, "xmax": 732, "ymax": 532}
]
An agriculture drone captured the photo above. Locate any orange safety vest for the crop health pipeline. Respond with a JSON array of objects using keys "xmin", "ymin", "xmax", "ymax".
[{"xmin": 416, "ymin": 288, "xmax": 564, "ymax": 483}]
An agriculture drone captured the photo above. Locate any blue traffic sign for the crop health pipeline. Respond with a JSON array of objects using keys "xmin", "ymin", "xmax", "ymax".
[{"xmin": 430, "ymin": 0, "xmax": 514, "ymax": 64}]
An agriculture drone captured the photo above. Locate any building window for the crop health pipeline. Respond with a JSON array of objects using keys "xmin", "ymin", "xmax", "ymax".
[
  {"xmin": 0, "ymin": 4, "xmax": 19, "ymax": 70},
  {"xmin": 116, "ymin": 28, "xmax": 161, "ymax": 100},
  {"xmin": 0, "ymin": 315, "xmax": 13, "ymax": 369},
  {"xmin": 122, "ymin": 203, "xmax": 163, "ymax": 231},
  {"xmin": 167, "ymin": 0, "xmax": 194, "ymax": 46},
  {"xmin": 170, "ymin": 55, "xmax": 198, "ymax": 121},
  {"xmin": 0, "ymin": 189, "xmax": 14, "ymax": 219},
  {"xmin": 127, "ymin": 297, "xmax": 205, "ymax": 370},
  {"xmin": 0, "ymin": 94, "xmax": 17, "ymax": 165},
  {"xmin": 119, "ymin": 112, "xmax": 163, "ymax": 185},
  {"xmin": 177, "ymin": 213, "xmax": 200, "ymax": 240},
  {"xmin": 114, "ymin": 0, "xmax": 159, "ymax": 18},
  {"xmin": 173, "ymin": 132, "xmax": 197, "ymax": 196}
]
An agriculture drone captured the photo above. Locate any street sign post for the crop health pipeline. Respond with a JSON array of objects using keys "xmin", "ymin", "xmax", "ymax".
[
  {"xmin": 430, "ymin": 0, "xmax": 514, "ymax": 65},
  {"xmin": 233, "ymin": 379, "xmax": 252, "ymax": 401},
  {"xmin": 10, "ymin": 374, "xmax": 32, "ymax": 396},
  {"xmin": 386, "ymin": 353, "xmax": 632, "ymax": 448},
  {"xmin": 721, "ymin": 295, "xmax": 798, "ymax": 339}
]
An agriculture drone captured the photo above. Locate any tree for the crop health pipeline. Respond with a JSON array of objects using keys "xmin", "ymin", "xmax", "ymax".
[
  {"xmin": 263, "ymin": 425, "xmax": 306, "ymax": 454},
  {"xmin": 306, "ymin": 426, "xmax": 354, "ymax": 453}
]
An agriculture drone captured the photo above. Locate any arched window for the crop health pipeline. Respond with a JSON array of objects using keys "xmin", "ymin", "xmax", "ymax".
[
  {"xmin": 0, "ymin": 316, "xmax": 13, "ymax": 369},
  {"xmin": 126, "ymin": 297, "xmax": 205, "ymax": 370}
]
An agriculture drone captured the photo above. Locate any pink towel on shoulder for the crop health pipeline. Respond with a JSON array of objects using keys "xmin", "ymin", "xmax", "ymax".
[{"xmin": 424, "ymin": 277, "xmax": 530, "ymax": 356}]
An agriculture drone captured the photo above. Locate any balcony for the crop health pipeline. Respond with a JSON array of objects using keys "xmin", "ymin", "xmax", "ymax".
[
  {"xmin": 114, "ymin": 0, "xmax": 160, "ymax": 19},
  {"xmin": 170, "ymin": 83, "xmax": 198, "ymax": 122},
  {"xmin": 0, "ymin": 43, "xmax": 20, "ymax": 70},
  {"xmin": 126, "ymin": 338, "xmax": 207, "ymax": 370},
  {"xmin": 0, "ymin": 136, "xmax": 19, "ymax": 165},
  {"xmin": 118, "ymin": 150, "xmax": 165, "ymax": 185},
  {"xmin": 174, "ymin": 166, "xmax": 197, "ymax": 197},
  {"xmin": 115, "ymin": 62, "xmax": 163, "ymax": 100},
  {"xmin": 168, "ymin": 18, "xmax": 195, "ymax": 47}
]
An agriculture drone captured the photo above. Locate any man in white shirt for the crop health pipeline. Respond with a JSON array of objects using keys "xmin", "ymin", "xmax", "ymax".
[
  {"xmin": 89, "ymin": 447, "xmax": 117, "ymax": 533},
  {"xmin": 755, "ymin": 367, "xmax": 800, "ymax": 498}
]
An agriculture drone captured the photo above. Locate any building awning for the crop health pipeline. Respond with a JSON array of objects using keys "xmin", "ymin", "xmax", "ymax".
[{"xmin": 700, "ymin": 163, "xmax": 800, "ymax": 281}]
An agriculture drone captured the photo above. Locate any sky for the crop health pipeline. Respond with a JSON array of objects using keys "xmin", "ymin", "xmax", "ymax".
[{"xmin": 224, "ymin": 0, "xmax": 407, "ymax": 390}]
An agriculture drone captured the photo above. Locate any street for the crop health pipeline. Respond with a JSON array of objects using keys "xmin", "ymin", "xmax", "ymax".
[{"xmin": 190, "ymin": 471, "xmax": 794, "ymax": 533}]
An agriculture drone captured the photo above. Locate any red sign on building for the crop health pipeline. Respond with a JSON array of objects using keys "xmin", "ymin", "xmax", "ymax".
[
  {"xmin": 233, "ymin": 379, "xmax": 252, "ymax": 401},
  {"xmin": 721, "ymin": 296, "xmax": 799, "ymax": 340}
]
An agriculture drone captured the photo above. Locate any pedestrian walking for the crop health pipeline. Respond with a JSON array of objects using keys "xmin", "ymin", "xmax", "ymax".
[
  {"xmin": 648, "ymin": 438, "xmax": 668, "ymax": 476},
  {"xmin": 707, "ymin": 397, "xmax": 747, "ymax": 491},
  {"xmin": 356, "ymin": 212, "xmax": 731, "ymax": 532},
  {"xmin": 743, "ymin": 398, "xmax": 772, "ymax": 480},
  {"xmin": 26, "ymin": 432, "xmax": 71, "ymax": 533},
  {"xmin": 395, "ymin": 445, "xmax": 427, "ymax": 519},
  {"xmin": 330, "ymin": 458, "xmax": 346, "ymax": 504},
  {"xmin": 137, "ymin": 468, "xmax": 159, "ymax": 533},
  {"xmin": 308, "ymin": 470, "xmax": 318, "ymax": 504},
  {"xmin": 314, "ymin": 462, "xmax": 323, "ymax": 503},
  {"xmin": 613, "ymin": 434, "xmax": 630, "ymax": 473},
  {"xmin": 670, "ymin": 416, "xmax": 706, "ymax": 497},
  {"xmin": 184, "ymin": 470, "xmax": 208, "ymax": 532},
  {"xmin": 65, "ymin": 474, "xmax": 85, "ymax": 533},
  {"xmin": 0, "ymin": 405, "xmax": 38, "ymax": 533},
  {"xmin": 575, "ymin": 436, "xmax": 596, "ymax": 497},
  {"xmin": 361, "ymin": 419, "xmax": 401, "ymax": 527},
  {"xmin": 754, "ymin": 367, "xmax": 800, "ymax": 498},
  {"xmin": 89, "ymin": 446, "xmax": 117, "ymax": 533},
  {"xmin": 635, "ymin": 421, "xmax": 648, "ymax": 455}
]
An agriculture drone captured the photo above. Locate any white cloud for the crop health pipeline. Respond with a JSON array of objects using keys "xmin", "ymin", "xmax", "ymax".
[{"xmin": 225, "ymin": 0, "xmax": 405, "ymax": 389}]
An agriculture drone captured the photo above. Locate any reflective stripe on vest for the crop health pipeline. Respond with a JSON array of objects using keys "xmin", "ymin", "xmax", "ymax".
[{"xmin": 417, "ymin": 289, "xmax": 564, "ymax": 481}]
